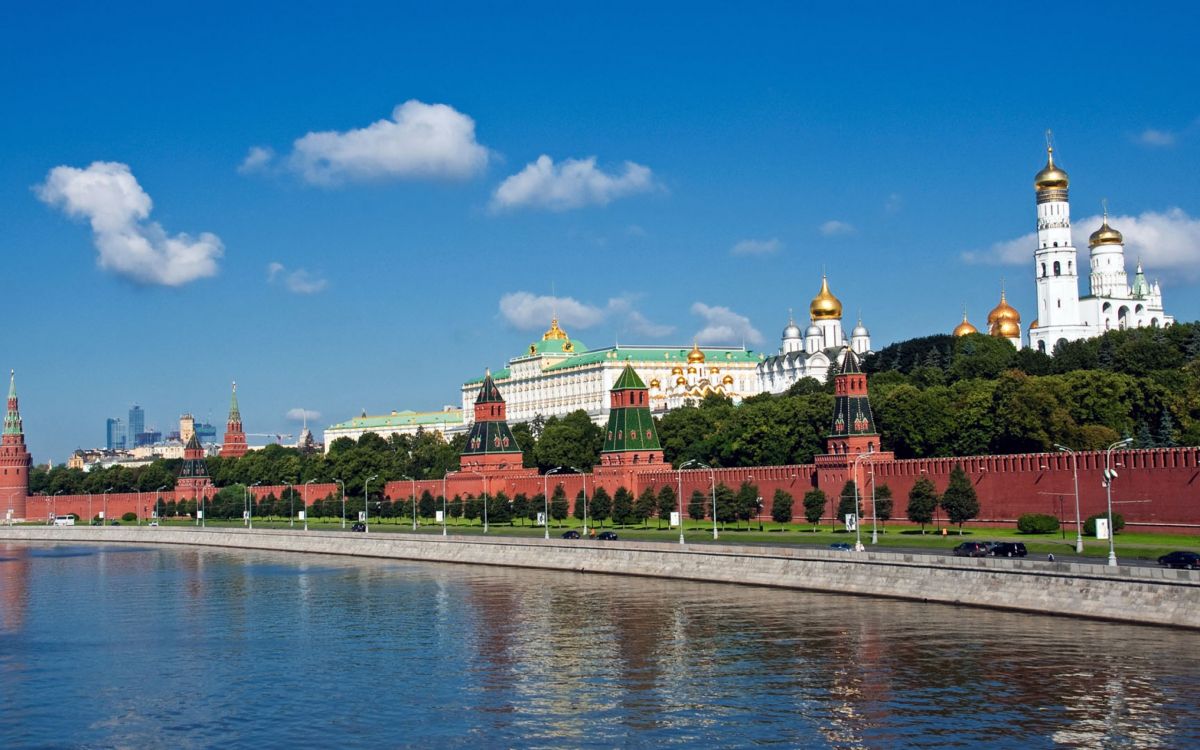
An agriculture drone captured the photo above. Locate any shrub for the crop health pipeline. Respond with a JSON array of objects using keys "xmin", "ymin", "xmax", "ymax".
[
  {"xmin": 1016, "ymin": 513, "xmax": 1060, "ymax": 534},
  {"xmin": 1084, "ymin": 513, "xmax": 1125, "ymax": 536},
  {"xmin": 121, "ymin": 512, "xmax": 137, "ymax": 522}
]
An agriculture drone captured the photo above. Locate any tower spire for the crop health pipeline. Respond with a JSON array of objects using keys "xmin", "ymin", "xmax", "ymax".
[
  {"xmin": 220, "ymin": 380, "xmax": 248, "ymax": 458},
  {"xmin": 229, "ymin": 381, "xmax": 241, "ymax": 422},
  {"xmin": 4, "ymin": 370, "xmax": 22, "ymax": 436}
]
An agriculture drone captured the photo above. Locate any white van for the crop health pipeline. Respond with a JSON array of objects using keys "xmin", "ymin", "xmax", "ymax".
[{"xmin": 53, "ymin": 515, "xmax": 75, "ymax": 526}]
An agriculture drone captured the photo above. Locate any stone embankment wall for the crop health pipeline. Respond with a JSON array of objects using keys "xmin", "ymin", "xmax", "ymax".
[{"xmin": 2, "ymin": 527, "xmax": 1197, "ymax": 630}]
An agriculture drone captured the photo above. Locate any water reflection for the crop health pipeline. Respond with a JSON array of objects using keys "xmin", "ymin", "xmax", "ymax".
[{"xmin": 0, "ymin": 542, "xmax": 1197, "ymax": 749}]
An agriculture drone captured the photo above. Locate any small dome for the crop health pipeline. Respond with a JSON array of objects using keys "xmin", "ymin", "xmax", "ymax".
[
  {"xmin": 542, "ymin": 317, "xmax": 569, "ymax": 341},
  {"xmin": 783, "ymin": 321, "xmax": 802, "ymax": 339},
  {"xmin": 649, "ymin": 378, "xmax": 660, "ymax": 389},
  {"xmin": 993, "ymin": 319, "xmax": 1021, "ymax": 339},
  {"xmin": 1034, "ymin": 147, "xmax": 1069, "ymax": 192},
  {"xmin": 1029, "ymin": 319, "xmax": 1039, "ymax": 330},
  {"xmin": 810, "ymin": 275, "xmax": 843, "ymax": 320},
  {"xmin": 987, "ymin": 290, "xmax": 1020, "ymax": 327},
  {"xmin": 671, "ymin": 366, "xmax": 683, "ymax": 375},
  {"xmin": 675, "ymin": 376, "xmax": 688, "ymax": 386},
  {"xmin": 1089, "ymin": 215, "xmax": 1124, "ymax": 247},
  {"xmin": 722, "ymin": 374, "xmax": 734, "ymax": 385},
  {"xmin": 686, "ymin": 342, "xmax": 706, "ymax": 364},
  {"xmin": 851, "ymin": 318, "xmax": 869, "ymax": 338},
  {"xmin": 953, "ymin": 313, "xmax": 978, "ymax": 337}
]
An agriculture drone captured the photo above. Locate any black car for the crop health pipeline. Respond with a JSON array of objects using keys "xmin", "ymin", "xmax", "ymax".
[
  {"xmin": 596, "ymin": 531, "xmax": 618, "ymax": 541},
  {"xmin": 829, "ymin": 542, "xmax": 852, "ymax": 551},
  {"xmin": 561, "ymin": 530, "xmax": 581, "ymax": 539},
  {"xmin": 351, "ymin": 522, "xmax": 367, "ymax": 532},
  {"xmin": 1157, "ymin": 551, "xmax": 1200, "ymax": 570},
  {"xmin": 988, "ymin": 542, "xmax": 1028, "ymax": 558},
  {"xmin": 953, "ymin": 542, "xmax": 989, "ymax": 557}
]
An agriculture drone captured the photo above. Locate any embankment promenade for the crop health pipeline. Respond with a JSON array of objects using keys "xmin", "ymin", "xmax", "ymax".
[{"xmin": 3, "ymin": 526, "xmax": 1198, "ymax": 630}]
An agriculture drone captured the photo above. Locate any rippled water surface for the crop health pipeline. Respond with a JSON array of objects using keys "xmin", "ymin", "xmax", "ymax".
[{"xmin": 1, "ymin": 542, "xmax": 1198, "ymax": 749}]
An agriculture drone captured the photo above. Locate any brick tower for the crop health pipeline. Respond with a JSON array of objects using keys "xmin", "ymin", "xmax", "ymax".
[
  {"xmin": 177, "ymin": 431, "xmax": 213, "ymax": 499},
  {"xmin": 0, "ymin": 370, "xmax": 31, "ymax": 521},
  {"xmin": 220, "ymin": 381, "xmax": 248, "ymax": 458},
  {"xmin": 599, "ymin": 363, "xmax": 663, "ymax": 467},
  {"xmin": 826, "ymin": 350, "xmax": 879, "ymax": 456},
  {"xmin": 460, "ymin": 370, "xmax": 523, "ymax": 472}
]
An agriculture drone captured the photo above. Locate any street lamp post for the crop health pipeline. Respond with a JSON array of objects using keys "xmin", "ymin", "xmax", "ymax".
[
  {"xmin": 156, "ymin": 485, "xmax": 167, "ymax": 524},
  {"xmin": 869, "ymin": 461, "xmax": 879, "ymax": 545},
  {"xmin": 441, "ymin": 474, "xmax": 448, "ymax": 537},
  {"xmin": 335, "ymin": 479, "xmax": 346, "ymax": 529},
  {"xmin": 54, "ymin": 490, "xmax": 63, "ymax": 523},
  {"xmin": 103, "ymin": 487, "xmax": 113, "ymax": 529},
  {"xmin": 676, "ymin": 467, "xmax": 685, "ymax": 545},
  {"xmin": 681, "ymin": 459, "xmax": 718, "ymax": 540},
  {"xmin": 87, "ymin": 492, "xmax": 91, "ymax": 525},
  {"xmin": 1055, "ymin": 443, "xmax": 1084, "ymax": 554},
  {"xmin": 304, "ymin": 479, "xmax": 315, "ymax": 531},
  {"xmin": 852, "ymin": 449, "xmax": 874, "ymax": 552},
  {"xmin": 248, "ymin": 481, "xmax": 262, "ymax": 530},
  {"xmin": 545, "ymin": 467, "xmax": 572, "ymax": 540},
  {"xmin": 463, "ymin": 470, "xmax": 487, "ymax": 533},
  {"xmin": 286, "ymin": 482, "xmax": 295, "ymax": 528},
  {"xmin": 38, "ymin": 491, "xmax": 48, "ymax": 524},
  {"xmin": 364, "ymin": 475, "xmax": 377, "ymax": 532},
  {"xmin": 1104, "ymin": 438, "xmax": 1133, "ymax": 567}
]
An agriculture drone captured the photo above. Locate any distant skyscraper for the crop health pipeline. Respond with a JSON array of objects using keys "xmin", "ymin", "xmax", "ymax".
[
  {"xmin": 105, "ymin": 418, "xmax": 125, "ymax": 450},
  {"xmin": 128, "ymin": 405, "xmax": 145, "ymax": 446}
]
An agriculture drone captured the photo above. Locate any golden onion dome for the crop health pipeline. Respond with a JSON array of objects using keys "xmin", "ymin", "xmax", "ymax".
[
  {"xmin": 671, "ymin": 366, "xmax": 683, "ymax": 375},
  {"xmin": 987, "ymin": 290, "xmax": 1020, "ymax": 326},
  {"xmin": 810, "ymin": 275, "xmax": 843, "ymax": 320},
  {"xmin": 721, "ymin": 374, "xmax": 734, "ymax": 385},
  {"xmin": 649, "ymin": 378, "xmax": 660, "ymax": 389},
  {"xmin": 953, "ymin": 313, "xmax": 979, "ymax": 337},
  {"xmin": 1088, "ymin": 213, "xmax": 1124, "ymax": 247},
  {"xmin": 675, "ymin": 376, "xmax": 688, "ymax": 386},
  {"xmin": 686, "ymin": 342, "xmax": 706, "ymax": 364},
  {"xmin": 542, "ymin": 317, "xmax": 569, "ymax": 341},
  {"xmin": 993, "ymin": 319, "xmax": 1021, "ymax": 339},
  {"xmin": 1034, "ymin": 146, "xmax": 1069, "ymax": 192},
  {"xmin": 1029, "ymin": 319, "xmax": 1039, "ymax": 330}
]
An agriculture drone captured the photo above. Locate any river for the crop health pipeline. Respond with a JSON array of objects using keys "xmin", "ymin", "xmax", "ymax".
[{"xmin": 1, "ymin": 542, "xmax": 1197, "ymax": 748}]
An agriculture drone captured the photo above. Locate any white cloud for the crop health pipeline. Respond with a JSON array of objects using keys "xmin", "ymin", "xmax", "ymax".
[
  {"xmin": 1136, "ymin": 129, "xmax": 1177, "ymax": 147},
  {"xmin": 691, "ymin": 302, "xmax": 763, "ymax": 346},
  {"xmin": 272, "ymin": 100, "xmax": 488, "ymax": 185},
  {"xmin": 238, "ymin": 145, "xmax": 275, "ymax": 174},
  {"xmin": 499, "ymin": 292, "xmax": 608, "ymax": 330},
  {"xmin": 623, "ymin": 310, "xmax": 675, "ymax": 338},
  {"xmin": 267, "ymin": 261, "xmax": 328, "ymax": 294},
  {"xmin": 819, "ymin": 219, "xmax": 856, "ymax": 237},
  {"xmin": 962, "ymin": 207, "xmax": 1200, "ymax": 282},
  {"xmin": 731, "ymin": 238, "xmax": 782, "ymax": 256},
  {"xmin": 36, "ymin": 161, "xmax": 222, "ymax": 286},
  {"xmin": 491, "ymin": 155, "xmax": 656, "ymax": 212},
  {"xmin": 286, "ymin": 407, "xmax": 321, "ymax": 422}
]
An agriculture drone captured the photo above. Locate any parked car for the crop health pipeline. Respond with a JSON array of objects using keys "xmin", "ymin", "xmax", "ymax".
[
  {"xmin": 988, "ymin": 542, "xmax": 1028, "ymax": 558},
  {"xmin": 148, "ymin": 521, "xmax": 159, "ymax": 527},
  {"xmin": 351, "ymin": 522, "xmax": 367, "ymax": 532},
  {"xmin": 561, "ymin": 530, "xmax": 581, "ymax": 539},
  {"xmin": 953, "ymin": 542, "xmax": 989, "ymax": 557},
  {"xmin": 596, "ymin": 531, "xmax": 619, "ymax": 541},
  {"xmin": 1157, "ymin": 551, "xmax": 1200, "ymax": 570},
  {"xmin": 829, "ymin": 542, "xmax": 852, "ymax": 551}
]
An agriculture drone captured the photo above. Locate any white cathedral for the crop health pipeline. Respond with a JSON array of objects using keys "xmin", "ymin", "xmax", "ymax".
[
  {"xmin": 756, "ymin": 275, "xmax": 871, "ymax": 393},
  {"xmin": 957, "ymin": 143, "xmax": 1174, "ymax": 350}
]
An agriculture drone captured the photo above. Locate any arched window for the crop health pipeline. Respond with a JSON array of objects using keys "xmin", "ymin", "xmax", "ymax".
[
  {"xmin": 1053, "ymin": 261, "xmax": 1061, "ymax": 275},
  {"xmin": 1067, "ymin": 261, "xmax": 1072, "ymax": 273},
  {"xmin": 1041, "ymin": 263, "xmax": 1046, "ymax": 277},
  {"xmin": 1037, "ymin": 340, "xmax": 1046, "ymax": 353}
]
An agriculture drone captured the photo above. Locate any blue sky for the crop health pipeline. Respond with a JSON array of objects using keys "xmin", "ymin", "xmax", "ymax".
[{"xmin": 3, "ymin": 1, "xmax": 1198, "ymax": 462}]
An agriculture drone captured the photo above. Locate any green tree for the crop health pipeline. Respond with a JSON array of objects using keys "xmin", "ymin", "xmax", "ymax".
[
  {"xmin": 687, "ymin": 489, "xmax": 707, "ymax": 522},
  {"xmin": 449, "ymin": 495, "xmax": 463, "ymax": 520},
  {"xmin": 836, "ymin": 480, "xmax": 860, "ymax": 524},
  {"xmin": 534, "ymin": 411, "xmax": 603, "ymax": 471},
  {"xmin": 634, "ymin": 487, "xmax": 657, "ymax": 526},
  {"xmin": 906, "ymin": 477, "xmax": 939, "ymax": 533},
  {"xmin": 802, "ymin": 489, "xmax": 826, "ymax": 530},
  {"xmin": 550, "ymin": 486, "xmax": 570, "ymax": 526},
  {"xmin": 770, "ymin": 489, "xmax": 794, "ymax": 524},
  {"xmin": 656, "ymin": 484, "xmax": 677, "ymax": 529},
  {"xmin": 940, "ymin": 464, "xmax": 980, "ymax": 533},
  {"xmin": 418, "ymin": 490, "xmax": 436, "ymax": 519},
  {"xmin": 573, "ymin": 489, "xmax": 587, "ymax": 522},
  {"xmin": 714, "ymin": 484, "xmax": 737, "ymax": 527},
  {"xmin": 590, "ymin": 487, "xmax": 612, "ymax": 527},
  {"xmin": 873, "ymin": 483, "xmax": 894, "ymax": 526},
  {"xmin": 611, "ymin": 487, "xmax": 633, "ymax": 526},
  {"xmin": 511, "ymin": 493, "xmax": 530, "ymax": 525},
  {"xmin": 736, "ymin": 481, "xmax": 760, "ymax": 529},
  {"xmin": 489, "ymin": 491, "xmax": 513, "ymax": 525}
]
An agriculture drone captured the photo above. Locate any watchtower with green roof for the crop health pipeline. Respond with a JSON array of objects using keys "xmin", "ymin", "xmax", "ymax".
[
  {"xmin": 460, "ymin": 370, "xmax": 523, "ymax": 472},
  {"xmin": 177, "ymin": 431, "xmax": 213, "ymax": 499},
  {"xmin": 599, "ymin": 363, "xmax": 663, "ymax": 467},
  {"xmin": 220, "ymin": 381, "xmax": 248, "ymax": 459},
  {"xmin": 826, "ymin": 350, "xmax": 879, "ymax": 456},
  {"xmin": 1, "ymin": 370, "xmax": 31, "ymax": 519}
]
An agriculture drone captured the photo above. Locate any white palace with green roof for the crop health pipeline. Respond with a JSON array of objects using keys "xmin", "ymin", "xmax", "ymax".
[{"xmin": 460, "ymin": 318, "xmax": 764, "ymax": 428}]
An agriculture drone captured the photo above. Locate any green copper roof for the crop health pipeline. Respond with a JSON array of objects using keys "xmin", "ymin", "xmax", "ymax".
[
  {"xmin": 525, "ymin": 337, "xmax": 588, "ymax": 356},
  {"xmin": 475, "ymin": 372, "xmax": 505, "ymax": 404},
  {"xmin": 328, "ymin": 409, "xmax": 464, "ymax": 431},
  {"xmin": 463, "ymin": 368, "xmax": 510, "ymax": 385},
  {"xmin": 461, "ymin": 420, "xmax": 522, "ymax": 456},
  {"xmin": 602, "ymin": 405, "xmax": 661, "ymax": 452},
  {"xmin": 840, "ymin": 349, "xmax": 862, "ymax": 374},
  {"xmin": 830, "ymin": 393, "xmax": 877, "ymax": 438},
  {"xmin": 4, "ymin": 370, "xmax": 21, "ymax": 436},
  {"xmin": 229, "ymin": 382, "xmax": 241, "ymax": 422},
  {"xmin": 1131, "ymin": 265, "xmax": 1150, "ymax": 298},
  {"xmin": 542, "ymin": 345, "xmax": 762, "ymax": 372},
  {"xmin": 612, "ymin": 363, "xmax": 648, "ymax": 390}
]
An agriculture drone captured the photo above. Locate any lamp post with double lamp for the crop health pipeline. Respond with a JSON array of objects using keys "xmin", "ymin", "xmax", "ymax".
[
  {"xmin": 54, "ymin": 490, "xmax": 63, "ymax": 523},
  {"xmin": 1055, "ymin": 443, "xmax": 1084, "ymax": 554},
  {"xmin": 364, "ymin": 475, "xmax": 377, "ymax": 532},
  {"xmin": 681, "ymin": 459, "xmax": 718, "ymax": 540},
  {"xmin": 441, "ymin": 474, "xmax": 448, "ymax": 537},
  {"xmin": 304, "ymin": 479, "xmax": 316, "ymax": 531},
  {"xmin": 334, "ymin": 479, "xmax": 346, "ymax": 529},
  {"xmin": 401, "ymin": 475, "xmax": 417, "ymax": 531},
  {"xmin": 1104, "ymin": 437, "xmax": 1133, "ymax": 567},
  {"xmin": 869, "ymin": 462, "xmax": 879, "ymax": 545},
  {"xmin": 247, "ymin": 481, "xmax": 262, "ymax": 529},
  {"xmin": 544, "ymin": 467, "xmax": 572, "ymax": 540},
  {"xmin": 675, "ymin": 468, "xmax": 686, "ymax": 545},
  {"xmin": 156, "ymin": 485, "xmax": 167, "ymax": 523},
  {"xmin": 852, "ymin": 448, "xmax": 874, "ymax": 552},
  {"xmin": 103, "ymin": 487, "xmax": 113, "ymax": 529},
  {"xmin": 463, "ymin": 469, "xmax": 487, "ymax": 533}
]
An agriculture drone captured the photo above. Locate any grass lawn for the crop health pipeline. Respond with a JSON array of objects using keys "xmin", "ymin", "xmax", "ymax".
[{"xmin": 128, "ymin": 516, "xmax": 1200, "ymax": 562}]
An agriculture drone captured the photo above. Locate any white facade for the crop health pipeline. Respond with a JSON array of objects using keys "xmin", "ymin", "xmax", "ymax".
[
  {"xmin": 1028, "ymin": 146, "xmax": 1173, "ymax": 353},
  {"xmin": 757, "ymin": 277, "xmax": 872, "ymax": 394}
]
